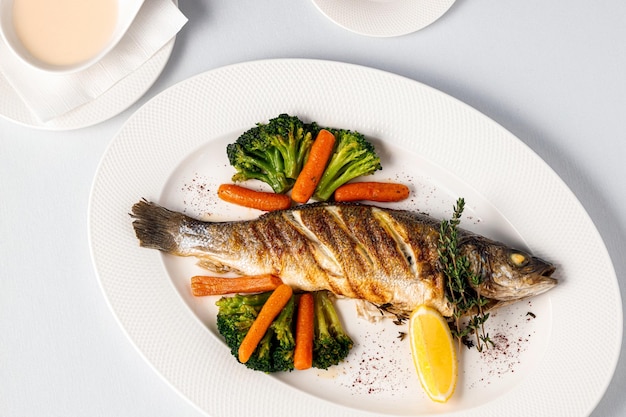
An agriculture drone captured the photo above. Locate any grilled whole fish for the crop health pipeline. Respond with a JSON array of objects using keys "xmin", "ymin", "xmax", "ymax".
[{"xmin": 131, "ymin": 200, "xmax": 557, "ymax": 317}]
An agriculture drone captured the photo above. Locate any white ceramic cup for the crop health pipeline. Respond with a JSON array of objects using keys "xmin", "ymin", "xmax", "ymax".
[{"xmin": 0, "ymin": 0, "xmax": 145, "ymax": 73}]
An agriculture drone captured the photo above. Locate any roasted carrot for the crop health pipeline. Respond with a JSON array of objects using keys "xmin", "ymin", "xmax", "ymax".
[
  {"xmin": 217, "ymin": 183, "xmax": 292, "ymax": 211},
  {"xmin": 291, "ymin": 129, "xmax": 336, "ymax": 203},
  {"xmin": 333, "ymin": 181, "xmax": 410, "ymax": 203},
  {"xmin": 293, "ymin": 292, "xmax": 315, "ymax": 370},
  {"xmin": 238, "ymin": 284, "xmax": 293, "ymax": 364},
  {"xmin": 191, "ymin": 274, "xmax": 283, "ymax": 296}
]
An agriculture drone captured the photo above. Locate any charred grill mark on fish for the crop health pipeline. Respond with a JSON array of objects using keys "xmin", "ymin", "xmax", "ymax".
[{"xmin": 130, "ymin": 200, "xmax": 557, "ymax": 317}]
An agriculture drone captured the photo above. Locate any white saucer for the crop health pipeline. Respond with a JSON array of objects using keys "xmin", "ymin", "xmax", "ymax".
[{"xmin": 312, "ymin": 0, "xmax": 456, "ymax": 37}]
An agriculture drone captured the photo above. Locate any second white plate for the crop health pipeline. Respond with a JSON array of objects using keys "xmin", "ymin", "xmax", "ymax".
[
  {"xmin": 312, "ymin": 0, "xmax": 456, "ymax": 37},
  {"xmin": 0, "ymin": 2, "xmax": 178, "ymax": 130}
]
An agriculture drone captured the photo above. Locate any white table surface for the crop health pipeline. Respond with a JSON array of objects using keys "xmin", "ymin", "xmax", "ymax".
[{"xmin": 1, "ymin": 1, "xmax": 624, "ymax": 416}]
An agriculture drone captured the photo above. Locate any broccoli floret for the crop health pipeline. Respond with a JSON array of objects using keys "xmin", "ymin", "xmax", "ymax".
[
  {"xmin": 270, "ymin": 296, "xmax": 296, "ymax": 372},
  {"xmin": 312, "ymin": 291, "xmax": 354, "ymax": 370},
  {"xmin": 263, "ymin": 114, "xmax": 317, "ymax": 180},
  {"xmin": 215, "ymin": 292, "xmax": 296, "ymax": 373},
  {"xmin": 313, "ymin": 129, "xmax": 382, "ymax": 201},
  {"xmin": 216, "ymin": 292, "xmax": 271, "ymax": 359},
  {"xmin": 216, "ymin": 292, "xmax": 271, "ymax": 315},
  {"xmin": 226, "ymin": 114, "xmax": 318, "ymax": 194},
  {"xmin": 244, "ymin": 327, "xmax": 275, "ymax": 373},
  {"xmin": 226, "ymin": 131, "xmax": 292, "ymax": 194}
]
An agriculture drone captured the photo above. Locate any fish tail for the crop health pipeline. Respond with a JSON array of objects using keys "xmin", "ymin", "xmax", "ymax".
[{"xmin": 130, "ymin": 199, "xmax": 186, "ymax": 253}]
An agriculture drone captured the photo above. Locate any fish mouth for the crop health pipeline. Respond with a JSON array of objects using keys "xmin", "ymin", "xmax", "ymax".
[
  {"xmin": 529, "ymin": 264, "xmax": 558, "ymax": 295},
  {"xmin": 539, "ymin": 264, "xmax": 557, "ymax": 279}
]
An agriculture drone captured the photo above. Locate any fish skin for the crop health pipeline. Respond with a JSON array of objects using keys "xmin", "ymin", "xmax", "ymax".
[{"xmin": 131, "ymin": 200, "xmax": 557, "ymax": 317}]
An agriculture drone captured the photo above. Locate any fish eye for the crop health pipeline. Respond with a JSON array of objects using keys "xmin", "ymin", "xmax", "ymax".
[{"xmin": 509, "ymin": 252, "xmax": 529, "ymax": 267}]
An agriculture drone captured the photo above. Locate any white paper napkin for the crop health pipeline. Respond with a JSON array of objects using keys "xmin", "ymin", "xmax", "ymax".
[{"xmin": 0, "ymin": 0, "xmax": 187, "ymax": 122}]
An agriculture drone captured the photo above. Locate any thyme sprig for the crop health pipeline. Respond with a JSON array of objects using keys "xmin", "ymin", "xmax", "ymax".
[{"xmin": 438, "ymin": 198, "xmax": 493, "ymax": 352}]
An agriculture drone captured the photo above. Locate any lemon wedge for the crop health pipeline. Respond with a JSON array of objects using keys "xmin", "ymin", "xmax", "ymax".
[{"xmin": 409, "ymin": 305, "xmax": 458, "ymax": 403}]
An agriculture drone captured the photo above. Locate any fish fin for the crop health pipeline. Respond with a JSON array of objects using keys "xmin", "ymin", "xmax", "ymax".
[
  {"xmin": 130, "ymin": 199, "xmax": 183, "ymax": 253},
  {"xmin": 196, "ymin": 259, "xmax": 243, "ymax": 274}
]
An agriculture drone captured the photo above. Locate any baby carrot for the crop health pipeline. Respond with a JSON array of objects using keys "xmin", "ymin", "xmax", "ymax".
[
  {"xmin": 333, "ymin": 182, "xmax": 410, "ymax": 203},
  {"xmin": 218, "ymin": 183, "xmax": 291, "ymax": 211},
  {"xmin": 191, "ymin": 274, "xmax": 283, "ymax": 296},
  {"xmin": 291, "ymin": 129, "xmax": 336, "ymax": 203},
  {"xmin": 293, "ymin": 292, "xmax": 314, "ymax": 370},
  {"xmin": 238, "ymin": 284, "xmax": 293, "ymax": 364}
]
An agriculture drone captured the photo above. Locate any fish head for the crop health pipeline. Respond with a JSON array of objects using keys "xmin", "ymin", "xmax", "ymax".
[{"xmin": 460, "ymin": 235, "xmax": 557, "ymax": 301}]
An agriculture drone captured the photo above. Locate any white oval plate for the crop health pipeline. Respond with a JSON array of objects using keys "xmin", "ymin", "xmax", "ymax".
[
  {"xmin": 89, "ymin": 59, "xmax": 622, "ymax": 417},
  {"xmin": 312, "ymin": 0, "xmax": 456, "ymax": 37}
]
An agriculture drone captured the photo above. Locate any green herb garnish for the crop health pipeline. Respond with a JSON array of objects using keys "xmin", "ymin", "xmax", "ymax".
[{"xmin": 438, "ymin": 198, "xmax": 493, "ymax": 352}]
